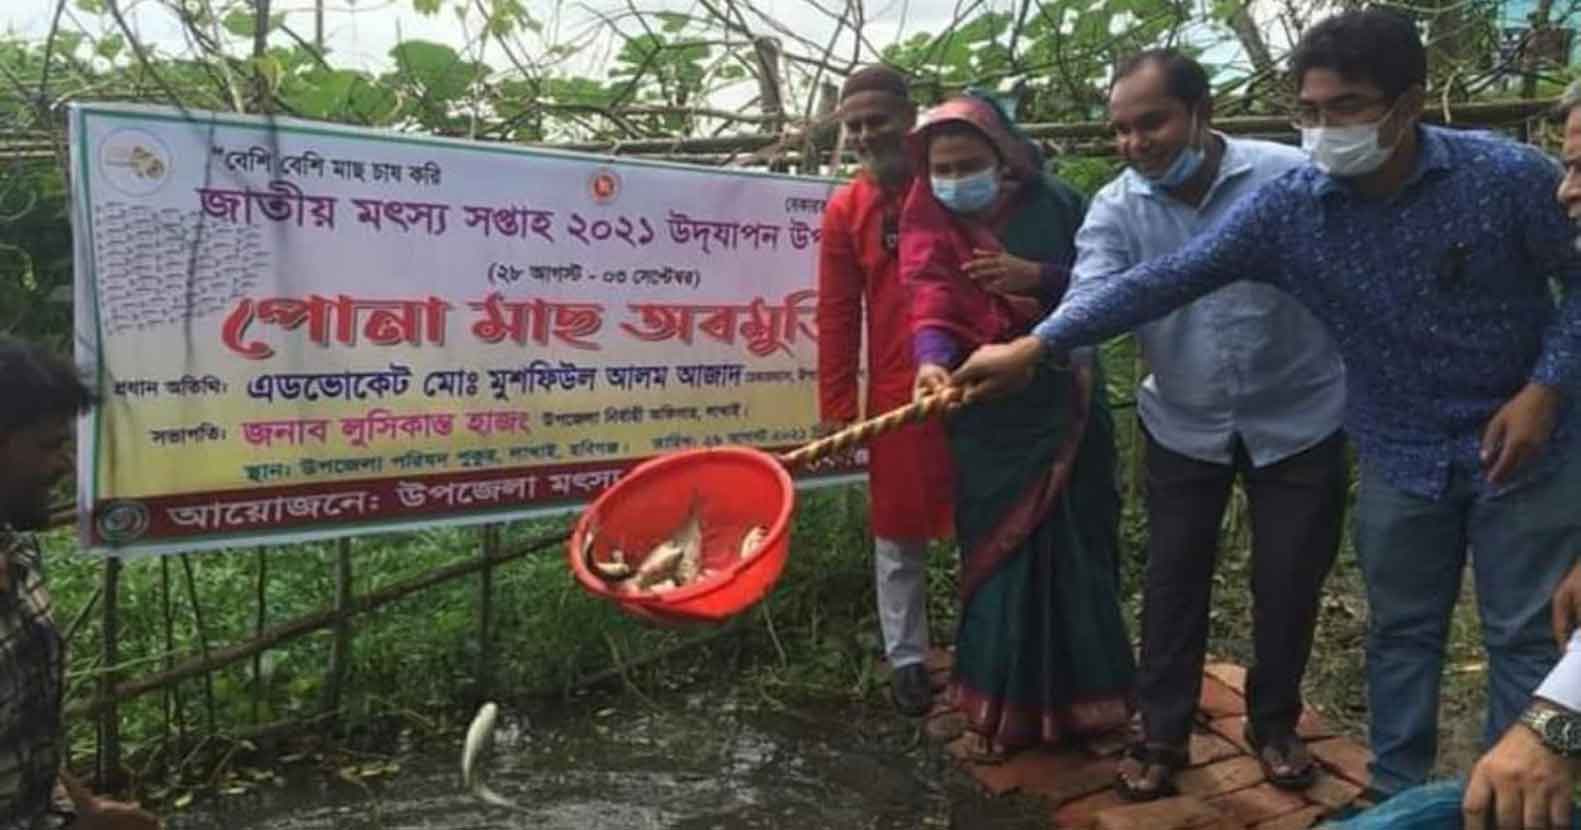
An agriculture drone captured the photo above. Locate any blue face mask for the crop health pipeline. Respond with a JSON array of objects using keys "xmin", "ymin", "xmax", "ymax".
[
  {"xmin": 932, "ymin": 168, "xmax": 1000, "ymax": 214},
  {"xmin": 1140, "ymin": 117, "xmax": 1206, "ymax": 189}
]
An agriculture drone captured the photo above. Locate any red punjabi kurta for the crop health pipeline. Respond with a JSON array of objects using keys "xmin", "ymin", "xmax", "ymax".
[{"xmin": 817, "ymin": 172, "xmax": 955, "ymax": 542}]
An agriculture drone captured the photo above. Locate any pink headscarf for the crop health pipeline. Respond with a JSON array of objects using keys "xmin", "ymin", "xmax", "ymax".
[{"xmin": 899, "ymin": 96, "xmax": 1045, "ymax": 351}]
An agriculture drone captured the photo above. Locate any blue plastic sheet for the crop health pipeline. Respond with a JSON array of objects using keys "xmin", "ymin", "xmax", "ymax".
[{"xmin": 1322, "ymin": 778, "xmax": 1581, "ymax": 829}]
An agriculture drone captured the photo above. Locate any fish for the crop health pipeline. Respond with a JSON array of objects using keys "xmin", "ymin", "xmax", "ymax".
[
  {"xmin": 671, "ymin": 499, "xmax": 704, "ymax": 585},
  {"xmin": 584, "ymin": 523, "xmax": 634, "ymax": 582},
  {"xmin": 739, "ymin": 526, "xmax": 769, "ymax": 559},
  {"xmin": 460, "ymin": 702, "xmax": 523, "ymax": 811},
  {"xmin": 634, "ymin": 540, "xmax": 684, "ymax": 588}
]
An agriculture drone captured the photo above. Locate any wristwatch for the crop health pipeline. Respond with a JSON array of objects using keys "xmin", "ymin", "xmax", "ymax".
[{"xmin": 1519, "ymin": 701, "xmax": 1581, "ymax": 759}]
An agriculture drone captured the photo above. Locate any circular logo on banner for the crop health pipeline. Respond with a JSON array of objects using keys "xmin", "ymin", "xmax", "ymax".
[
  {"xmin": 95, "ymin": 500, "xmax": 150, "ymax": 544},
  {"xmin": 589, "ymin": 168, "xmax": 621, "ymax": 204},
  {"xmin": 98, "ymin": 128, "xmax": 173, "ymax": 197}
]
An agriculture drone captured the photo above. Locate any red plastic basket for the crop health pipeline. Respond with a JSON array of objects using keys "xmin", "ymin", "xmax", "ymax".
[{"xmin": 568, "ymin": 446, "xmax": 795, "ymax": 626}]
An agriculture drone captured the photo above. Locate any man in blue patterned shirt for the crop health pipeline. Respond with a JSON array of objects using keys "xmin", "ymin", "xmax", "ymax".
[
  {"xmin": 0, "ymin": 338, "xmax": 159, "ymax": 829},
  {"xmin": 953, "ymin": 8, "xmax": 1581, "ymax": 800}
]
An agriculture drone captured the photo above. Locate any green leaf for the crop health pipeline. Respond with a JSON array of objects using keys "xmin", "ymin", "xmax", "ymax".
[
  {"xmin": 53, "ymin": 31, "xmax": 83, "ymax": 58},
  {"xmin": 657, "ymin": 12, "xmax": 689, "ymax": 33},
  {"xmin": 74, "ymin": 0, "xmax": 104, "ymax": 13},
  {"xmin": 222, "ymin": 9, "xmax": 285, "ymax": 37},
  {"xmin": 94, "ymin": 33, "xmax": 123, "ymax": 60},
  {"xmin": 413, "ymin": 0, "xmax": 443, "ymax": 14}
]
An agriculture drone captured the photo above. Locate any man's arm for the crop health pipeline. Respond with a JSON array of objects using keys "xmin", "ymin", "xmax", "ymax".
[
  {"xmin": 1463, "ymin": 560, "xmax": 1581, "ymax": 830},
  {"xmin": 1068, "ymin": 191, "xmax": 1140, "ymax": 300},
  {"xmin": 1479, "ymin": 151, "xmax": 1581, "ymax": 485},
  {"xmin": 815, "ymin": 193, "xmax": 863, "ymax": 426},
  {"xmin": 1031, "ymin": 183, "xmax": 1279, "ymax": 355},
  {"xmin": 1522, "ymin": 150, "xmax": 1581, "ymax": 394},
  {"xmin": 952, "ymin": 180, "xmax": 1287, "ymax": 401}
]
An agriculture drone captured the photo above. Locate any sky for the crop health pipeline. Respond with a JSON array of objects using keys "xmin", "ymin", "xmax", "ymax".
[
  {"xmin": 0, "ymin": 0, "xmax": 1277, "ymax": 120},
  {"xmin": 0, "ymin": 0, "xmax": 982, "ymax": 74}
]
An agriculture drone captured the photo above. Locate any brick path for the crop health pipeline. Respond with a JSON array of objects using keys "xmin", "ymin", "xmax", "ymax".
[{"xmin": 914, "ymin": 649, "xmax": 1371, "ymax": 829}]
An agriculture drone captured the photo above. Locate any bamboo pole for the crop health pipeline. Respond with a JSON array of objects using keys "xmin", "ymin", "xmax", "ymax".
[
  {"xmin": 477, "ymin": 524, "xmax": 500, "ymax": 698},
  {"xmin": 542, "ymin": 97, "xmax": 1559, "ymax": 155},
  {"xmin": 251, "ymin": 547, "xmax": 267, "ymax": 724},
  {"xmin": 178, "ymin": 554, "xmax": 218, "ymax": 735},
  {"xmin": 96, "ymin": 557, "xmax": 121, "ymax": 790},
  {"xmin": 68, "ymin": 530, "xmax": 568, "ymax": 721},
  {"xmin": 322, "ymin": 537, "xmax": 353, "ymax": 719}
]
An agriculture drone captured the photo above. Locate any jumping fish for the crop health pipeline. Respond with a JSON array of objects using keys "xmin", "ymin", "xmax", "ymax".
[{"xmin": 461, "ymin": 702, "xmax": 523, "ymax": 811}]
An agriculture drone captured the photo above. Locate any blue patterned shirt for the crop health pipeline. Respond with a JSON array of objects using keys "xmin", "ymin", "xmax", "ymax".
[{"xmin": 1034, "ymin": 126, "xmax": 1581, "ymax": 500}]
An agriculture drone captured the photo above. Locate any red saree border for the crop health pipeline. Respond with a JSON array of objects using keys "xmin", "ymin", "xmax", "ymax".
[{"xmin": 950, "ymin": 678, "xmax": 1133, "ymax": 749}]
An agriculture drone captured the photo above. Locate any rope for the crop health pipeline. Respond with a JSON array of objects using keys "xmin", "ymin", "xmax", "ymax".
[{"xmin": 778, "ymin": 387, "xmax": 964, "ymax": 469}]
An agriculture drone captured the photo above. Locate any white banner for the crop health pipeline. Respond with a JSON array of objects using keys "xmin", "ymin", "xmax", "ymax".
[{"xmin": 69, "ymin": 102, "xmax": 864, "ymax": 555}]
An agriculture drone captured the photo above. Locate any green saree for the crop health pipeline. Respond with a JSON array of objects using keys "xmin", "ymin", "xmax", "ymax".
[{"xmin": 947, "ymin": 176, "xmax": 1136, "ymax": 751}]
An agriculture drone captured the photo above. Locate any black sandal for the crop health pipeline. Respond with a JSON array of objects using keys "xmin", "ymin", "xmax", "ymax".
[
  {"xmin": 1244, "ymin": 722, "xmax": 1316, "ymax": 790},
  {"xmin": 1113, "ymin": 741, "xmax": 1188, "ymax": 802}
]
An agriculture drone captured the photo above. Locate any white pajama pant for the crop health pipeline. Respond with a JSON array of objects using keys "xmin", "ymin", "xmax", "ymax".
[{"xmin": 874, "ymin": 537, "xmax": 930, "ymax": 669}]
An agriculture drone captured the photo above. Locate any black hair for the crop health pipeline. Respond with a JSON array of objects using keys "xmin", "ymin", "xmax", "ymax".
[
  {"xmin": 1112, "ymin": 48, "xmax": 1211, "ymax": 108},
  {"xmin": 0, "ymin": 337, "xmax": 97, "ymax": 434},
  {"xmin": 1289, "ymin": 8, "xmax": 1427, "ymax": 100}
]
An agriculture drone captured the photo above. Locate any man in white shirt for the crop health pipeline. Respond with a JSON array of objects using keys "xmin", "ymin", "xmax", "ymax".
[{"xmin": 1460, "ymin": 83, "xmax": 1581, "ymax": 830}]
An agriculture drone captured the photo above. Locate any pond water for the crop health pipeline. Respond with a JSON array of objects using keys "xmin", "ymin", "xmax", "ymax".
[{"xmin": 170, "ymin": 688, "xmax": 1046, "ymax": 830}]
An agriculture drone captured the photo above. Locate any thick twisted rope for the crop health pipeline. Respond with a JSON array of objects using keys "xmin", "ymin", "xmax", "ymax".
[{"xmin": 778, "ymin": 387, "xmax": 964, "ymax": 469}]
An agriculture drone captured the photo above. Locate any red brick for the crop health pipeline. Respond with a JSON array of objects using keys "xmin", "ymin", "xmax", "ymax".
[
  {"xmin": 1176, "ymin": 756, "xmax": 1266, "ymax": 798},
  {"xmin": 1205, "ymin": 663, "xmax": 1249, "ymax": 694},
  {"xmin": 1022, "ymin": 752, "xmax": 1120, "ymax": 804},
  {"xmin": 1200, "ymin": 677, "xmax": 1248, "ymax": 718},
  {"xmin": 1052, "ymin": 789, "xmax": 1127, "ymax": 828},
  {"xmin": 1093, "ymin": 795, "xmax": 1243, "ymax": 830},
  {"xmin": 1206, "ymin": 783, "xmax": 1309, "ymax": 825},
  {"xmin": 1304, "ymin": 771, "xmax": 1364, "ymax": 810},
  {"xmin": 925, "ymin": 711, "xmax": 966, "ymax": 742},
  {"xmin": 1206, "ymin": 716, "xmax": 1253, "ymax": 753},
  {"xmin": 945, "ymin": 737, "xmax": 1018, "ymax": 794},
  {"xmin": 1308, "ymin": 738, "xmax": 1372, "ymax": 787},
  {"xmin": 1189, "ymin": 731, "xmax": 1243, "ymax": 767},
  {"xmin": 1251, "ymin": 805, "xmax": 1324, "ymax": 830},
  {"xmin": 1296, "ymin": 708, "xmax": 1335, "ymax": 740}
]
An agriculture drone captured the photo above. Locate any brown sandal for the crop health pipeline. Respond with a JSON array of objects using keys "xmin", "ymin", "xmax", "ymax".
[
  {"xmin": 1244, "ymin": 723, "xmax": 1316, "ymax": 790},
  {"xmin": 1113, "ymin": 741, "xmax": 1188, "ymax": 802}
]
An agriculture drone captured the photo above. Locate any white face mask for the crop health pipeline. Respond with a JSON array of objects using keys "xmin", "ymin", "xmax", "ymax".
[{"xmin": 1300, "ymin": 102, "xmax": 1403, "ymax": 177}]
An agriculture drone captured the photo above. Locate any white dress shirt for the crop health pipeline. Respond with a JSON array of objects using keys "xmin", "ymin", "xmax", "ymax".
[{"xmin": 1536, "ymin": 629, "xmax": 1581, "ymax": 712}]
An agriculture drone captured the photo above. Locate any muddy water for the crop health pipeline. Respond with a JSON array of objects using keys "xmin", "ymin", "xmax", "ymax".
[{"xmin": 170, "ymin": 690, "xmax": 1046, "ymax": 830}]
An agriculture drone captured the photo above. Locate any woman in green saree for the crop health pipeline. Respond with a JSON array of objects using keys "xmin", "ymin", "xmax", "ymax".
[{"xmin": 901, "ymin": 93, "xmax": 1135, "ymax": 762}]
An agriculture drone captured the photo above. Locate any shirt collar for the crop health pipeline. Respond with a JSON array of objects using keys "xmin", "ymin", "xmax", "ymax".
[
  {"xmin": 1310, "ymin": 124, "xmax": 1452, "ymax": 200},
  {"xmin": 1127, "ymin": 131, "xmax": 1253, "ymax": 204}
]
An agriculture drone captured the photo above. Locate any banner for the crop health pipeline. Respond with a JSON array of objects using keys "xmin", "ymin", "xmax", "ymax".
[{"xmin": 70, "ymin": 102, "xmax": 863, "ymax": 555}]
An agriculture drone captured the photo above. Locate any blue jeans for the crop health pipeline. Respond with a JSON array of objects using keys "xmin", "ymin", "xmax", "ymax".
[{"xmin": 1354, "ymin": 453, "xmax": 1581, "ymax": 796}]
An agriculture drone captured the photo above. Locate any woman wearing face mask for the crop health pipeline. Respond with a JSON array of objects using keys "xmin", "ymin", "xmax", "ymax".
[{"xmin": 899, "ymin": 93, "xmax": 1135, "ymax": 764}]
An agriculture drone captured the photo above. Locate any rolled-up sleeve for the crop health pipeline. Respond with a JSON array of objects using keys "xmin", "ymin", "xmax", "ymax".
[{"xmin": 1536, "ymin": 630, "xmax": 1581, "ymax": 711}]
